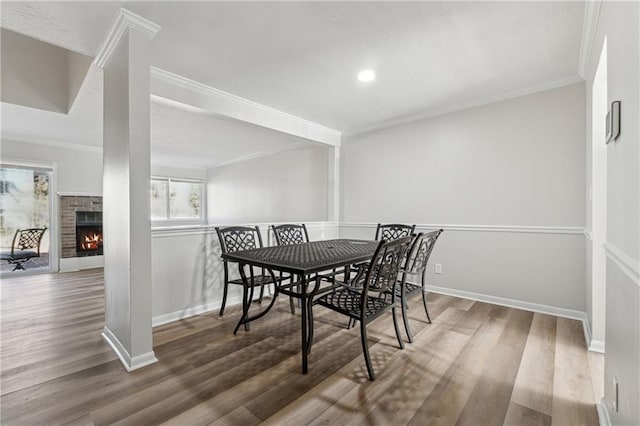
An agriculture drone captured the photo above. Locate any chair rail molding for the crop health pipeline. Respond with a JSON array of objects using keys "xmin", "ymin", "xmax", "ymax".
[
  {"xmin": 603, "ymin": 242, "xmax": 640, "ymax": 287},
  {"xmin": 151, "ymin": 221, "xmax": 339, "ymax": 238},
  {"xmin": 150, "ymin": 68, "xmax": 341, "ymax": 147},
  {"xmin": 339, "ymin": 222, "xmax": 584, "ymax": 235}
]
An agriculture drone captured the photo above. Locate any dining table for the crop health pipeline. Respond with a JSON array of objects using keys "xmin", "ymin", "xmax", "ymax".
[{"xmin": 221, "ymin": 238, "xmax": 380, "ymax": 374}]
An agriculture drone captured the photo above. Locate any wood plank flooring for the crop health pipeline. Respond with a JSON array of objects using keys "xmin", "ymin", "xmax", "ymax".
[{"xmin": 0, "ymin": 269, "xmax": 599, "ymax": 425}]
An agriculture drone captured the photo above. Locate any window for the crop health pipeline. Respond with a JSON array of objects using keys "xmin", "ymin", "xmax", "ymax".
[
  {"xmin": 151, "ymin": 177, "xmax": 204, "ymax": 223},
  {"xmin": 0, "ymin": 164, "xmax": 53, "ymax": 272}
]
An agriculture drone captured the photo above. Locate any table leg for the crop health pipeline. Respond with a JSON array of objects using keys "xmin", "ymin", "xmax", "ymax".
[
  {"xmin": 306, "ymin": 275, "xmax": 321, "ymax": 355},
  {"xmin": 300, "ymin": 273, "xmax": 308, "ymax": 374},
  {"xmin": 233, "ymin": 263, "xmax": 250, "ymax": 335}
]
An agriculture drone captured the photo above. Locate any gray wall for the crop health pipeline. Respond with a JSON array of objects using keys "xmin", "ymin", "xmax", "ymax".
[
  {"xmin": 207, "ymin": 144, "xmax": 329, "ymax": 224},
  {"xmin": 584, "ymin": 1, "xmax": 640, "ymax": 424},
  {"xmin": 341, "ymin": 83, "xmax": 586, "ymax": 312}
]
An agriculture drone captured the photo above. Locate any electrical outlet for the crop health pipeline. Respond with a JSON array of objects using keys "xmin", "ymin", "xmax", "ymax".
[
  {"xmin": 613, "ymin": 377, "xmax": 619, "ymax": 412},
  {"xmin": 435, "ymin": 263, "xmax": 442, "ymax": 274}
]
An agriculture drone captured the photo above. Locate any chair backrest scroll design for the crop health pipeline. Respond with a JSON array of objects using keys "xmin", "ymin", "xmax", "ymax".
[
  {"xmin": 405, "ymin": 229, "xmax": 443, "ymax": 275},
  {"xmin": 271, "ymin": 224, "xmax": 309, "ymax": 246},
  {"xmin": 362, "ymin": 236, "xmax": 413, "ymax": 305},
  {"xmin": 375, "ymin": 223, "xmax": 416, "ymax": 241}
]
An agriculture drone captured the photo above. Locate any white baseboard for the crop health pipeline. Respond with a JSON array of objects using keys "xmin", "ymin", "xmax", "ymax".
[
  {"xmin": 589, "ymin": 339, "xmax": 605, "ymax": 353},
  {"xmin": 597, "ymin": 398, "xmax": 612, "ymax": 426},
  {"xmin": 425, "ymin": 284, "xmax": 595, "ymax": 350},
  {"xmin": 152, "ymin": 295, "xmax": 244, "ymax": 327},
  {"xmin": 102, "ymin": 326, "xmax": 158, "ymax": 371},
  {"xmin": 60, "ymin": 256, "xmax": 104, "ymax": 272},
  {"xmin": 581, "ymin": 314, "xmax": 606, "ymax": 353}
]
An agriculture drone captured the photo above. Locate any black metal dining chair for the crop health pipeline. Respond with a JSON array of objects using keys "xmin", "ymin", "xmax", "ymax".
[
  {"xmin": 314, "ymin": 236, "xmax": 413, "ymax": 381},
  {"xmin": 375, "ymin": 223, "xmax": 416, "ymax": 241},
  {"xmin": 391, "ymin": 229, "xmax": 443, "ymax": 342},
  {"xmin": 216, "ymin": 226, "xmax": 285, "ymax": 322},
  {"xmin": 0, "ymin": 228, "xmax": 47, "ymax": 271},
  {"xmin": 271, "ymin": 223, "xmax": 310, "ymax": 246},
  {"xmin": 271, "ymin": 223, "xmax": 310, "ymax": 314},
  {"xmin": 348, "ymin": 223, "xmax": 416, "ymax": 281}
]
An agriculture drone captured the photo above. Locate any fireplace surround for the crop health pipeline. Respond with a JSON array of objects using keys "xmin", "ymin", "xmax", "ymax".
[{"xmin": 60, "ymin": 195, "xmax": 103, "ymax": 259}]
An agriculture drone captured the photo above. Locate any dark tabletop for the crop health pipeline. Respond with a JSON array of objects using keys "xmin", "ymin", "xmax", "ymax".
[{"xmin": 221, "ymin": 239, "xmax": 380, "ymax": 275}]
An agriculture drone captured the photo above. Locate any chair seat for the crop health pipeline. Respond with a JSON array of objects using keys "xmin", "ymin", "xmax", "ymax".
[
  {"xmin": 0, "ymin": 250, "xmax": 38, "ymax": 261},
  {"xmin": 388, "ymin": 281, "xmax": 422, "ymax": 297},
  {"xmin": 227, "ymin": 274, "xmax": 281, "ymax": 286},
  {"xmin": 315, "ymin": 287, "xmax": 393, "ymax": 320}
]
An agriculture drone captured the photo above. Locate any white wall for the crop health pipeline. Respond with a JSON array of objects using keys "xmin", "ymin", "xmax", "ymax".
[
  {"xmin": 0, "ymin": 28, "xmax": 91, "ymax": 114},
  {"xmin": 341, "ymin": 83, "xmax": 586, "ymax": 312},
  {"xmin": 584, "ymin": 2, "xmax": 640, "ymax": 424},
  {"xmin": 0, "ymin": 139, "xmax": 102, "ymax": 194},
  {"xmin": 207, "ymin": 144, "xmax": 329, "ymax": 224},
  {"xmin": 151, "ymin": 143, "xmax": 338, "ymax": 322}
]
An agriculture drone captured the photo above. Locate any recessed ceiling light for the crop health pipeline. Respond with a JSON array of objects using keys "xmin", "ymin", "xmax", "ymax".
[{"xmin": 358, "ymin": 69, "xmax": 375, "ymax": 82}]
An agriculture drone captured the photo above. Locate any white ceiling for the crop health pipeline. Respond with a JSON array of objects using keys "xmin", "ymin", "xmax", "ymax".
[
  {"xmin": 1, "ymin": 64, "xmax": 315, "ymax": 169},
  {"xmin": 1, "ymin": 1, "xmax": 585, "ymax": 166}
]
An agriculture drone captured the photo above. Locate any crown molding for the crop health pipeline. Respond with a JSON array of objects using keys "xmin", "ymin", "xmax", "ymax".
[
  {"xmin": 2, "ymin": 134, "xmax": 102, "ymax": 153},
  {"xmin": 150, "ymin": 67, "xmax": 341, "ymax": 147},
  {"xmin": 209, "ymin": 142, "xmax": 304, "ymax": 170},
  {"xmin": 344, "ymin": 75, "xmax": 584, "ymax": 139},
  {"xmin": 94, "ymin": 8, "xmax": 161, "ymax": 69},
  {"xmin": 578, "ymin": 0, "xmax": 602, "ymax": 79}
]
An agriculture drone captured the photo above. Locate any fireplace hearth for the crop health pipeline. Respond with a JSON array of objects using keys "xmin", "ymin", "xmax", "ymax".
[{"xmin": 76, "ymin": 211, "xmax": 103, "ymax": 256}]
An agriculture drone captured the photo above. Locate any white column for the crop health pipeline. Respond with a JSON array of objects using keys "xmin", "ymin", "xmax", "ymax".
[
  {"xmin": 95, "ymin": 9, "xmax": 160, "ymax": 371},
  {"xmin": 327, "ymin": 146, "xmax": 340, "ymax": 223}
]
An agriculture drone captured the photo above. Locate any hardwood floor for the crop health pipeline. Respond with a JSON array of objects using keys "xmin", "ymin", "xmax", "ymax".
[{"xmin": 1, "ymin": 269, "xmax": 599, "ymax": 425}]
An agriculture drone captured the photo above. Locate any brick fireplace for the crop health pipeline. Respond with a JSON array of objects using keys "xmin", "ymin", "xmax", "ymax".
[{"xmin": 60, "ymin": 195, "xmax": 103, "ymax": 260}]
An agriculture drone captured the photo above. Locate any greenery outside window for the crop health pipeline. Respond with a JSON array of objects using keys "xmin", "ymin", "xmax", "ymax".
[{"xmin": 151, "ymin": 177, "xmax": 204, "ymax": 224}]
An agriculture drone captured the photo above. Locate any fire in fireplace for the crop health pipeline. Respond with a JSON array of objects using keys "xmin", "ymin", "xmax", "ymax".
[{"xmin": 76, "ymin": 211, "xmax": 103, "ymax": 256}]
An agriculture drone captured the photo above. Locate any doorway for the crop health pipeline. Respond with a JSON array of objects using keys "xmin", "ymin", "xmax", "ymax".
[{"xmin": 0, "ymin": 163, "xmax": 56, "ymax": 274}]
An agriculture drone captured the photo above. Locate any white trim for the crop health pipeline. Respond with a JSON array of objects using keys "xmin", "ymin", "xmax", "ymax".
[
  {"xmin": 604, "ymin": 242, "xmax": 640, "ymax": 286},
  {"xmin": 59, "ymin": 256, "xmax": 104, "ymax": 272},
  {"xmin": 597, "ymin": 398, "xmax": 612, "ymax": 426},
  {"xmin": 150, "ymin": 68, "xmax": 341, "ymax": 146},
  {"xmin": 153, "ymin": 295, "xmax": 243, "ymax": 327},
  {"xmin": 427, "ymin": 284, "xmax": 586, "ymax": 321},
  {"xmin": 95, "ymin": 8, "xmax": 161, "ymax": 69},
  {"xmin": 151, "ymin": 221, "xmax": 339, "ymax": 238},
  {"xmin": 578, "ymin": 0, "xmax": 603, "ymax": 79},
  {"xmin": 345, "ymin": 75, "xmax": 584, "ymax": 137},
  {"xmin": 585, "ymin": 229, "xmax": 593, "ymax": 240},
  {"xmin": 152, "ymin": 225, "xmax": 214, "ymax": 238},
  {"xmin": 590, "ymin": 339, "xmax": 605, "ymax": 353},
  {"xmin": 1, "ymin": 134, "xmax": 102, "ymax": 153},
  {"xmin": 339, "ymin": 222, "xmax": 584, "ymax": 235},
  {"xmin": 582, "ymin": 313, "xmax": 606, "ymax": 353},
  {"xmin": 101, "ymin": 326, "xmax": 158, "ymax": 372},
  {"xmin": 426, "ymin": 285, "xmax": 595, "ymax": 350},
  {"xmin": 58, "ymin": 191, "xmax": 103, "ymax": 197}
]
